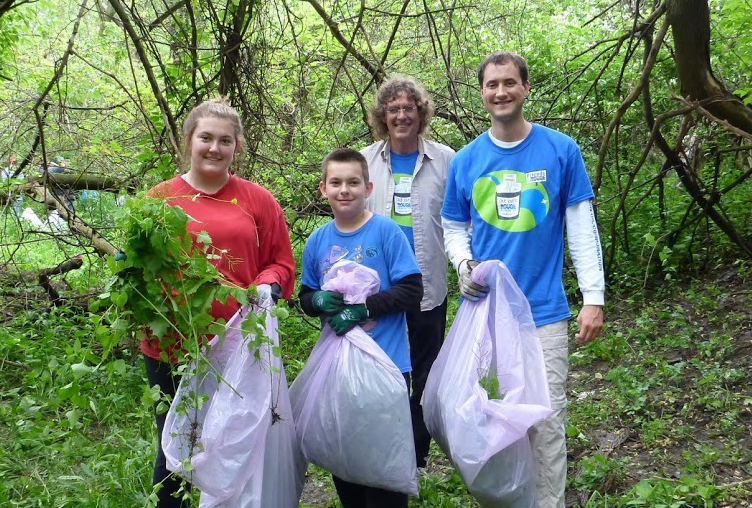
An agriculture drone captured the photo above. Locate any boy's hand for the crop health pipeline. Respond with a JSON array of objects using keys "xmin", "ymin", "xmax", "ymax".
[
  {"xmin": 326, "ymin": 304, "xmax": 368, "ymax": 335},
  {"xmin": 312, "ymin": 290, "xmax": 345, "ymax": 314}
]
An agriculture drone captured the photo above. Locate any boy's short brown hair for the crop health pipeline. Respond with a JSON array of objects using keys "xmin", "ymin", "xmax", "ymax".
[{"xmin": 321, "ymin": 148, "xmax": 369, "ymax": 184}]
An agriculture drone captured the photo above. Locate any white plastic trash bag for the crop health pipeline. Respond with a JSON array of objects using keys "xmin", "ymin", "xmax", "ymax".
[
  {"xmin": 289, "ymin": 260, "xmax": 418, "ymax": 495},
  {"xmin": 422, "ymin": 260, "xmax": 553, "ymax": 507},
  {"xmin": 469, "ymin": 436, "xmax": 536, "ymax": 508},
  {"xmin": 162, "ymin": 301, "xmax": 306, "ymax": 508}
]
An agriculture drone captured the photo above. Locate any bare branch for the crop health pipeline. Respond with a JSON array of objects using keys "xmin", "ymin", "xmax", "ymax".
[
  {"xmin": 148, "ymin": 0, "xmax": 188, "ymax": 30},
  {"xmin": 303, "ymin": 0, "xmax": 384, "ymax": 83},
  {"xmin": 594, "ymin": 15, "xmax": 670, "ymax": 194},
  {"xmin": 32, "ymin": 0, "xmax": 89, "ymax": 112},
  {"xmin": 107, "ymin": 0, "xmax": 181, "ymax": 158}
]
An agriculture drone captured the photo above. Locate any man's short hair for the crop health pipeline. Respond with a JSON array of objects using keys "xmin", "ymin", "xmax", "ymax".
[
  {"xmin": 321, "ymin": 148, "xmax": 369, "ymax": 184},
  {"xmin": 368, "ymin": 76, "xmax": 435, "ymax": 140},
  {"xmin": 477, "ymin": 51, "xmax": 529, "ymax": 87}
]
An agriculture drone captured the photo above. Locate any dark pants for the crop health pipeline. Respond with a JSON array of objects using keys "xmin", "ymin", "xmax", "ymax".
[
  {"xmin": 331, "ymin": 372, "xmax": 412, "ymax": 508},
  {"xmin": 407, "ymin": 298, "xmax": 447, "ymax": 468},
  {"xmin": 332, "ymin": 476, "xmax": 409, "ymax": 508},
  {"xmin": 143, "ymin": 355, "xmax": 191, "ymax": 508}
]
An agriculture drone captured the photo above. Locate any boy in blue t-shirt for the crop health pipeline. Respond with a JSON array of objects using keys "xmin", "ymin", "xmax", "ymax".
[{"xmin": 299, "ymin": 147, "xmax": 423, "ymax": 508}]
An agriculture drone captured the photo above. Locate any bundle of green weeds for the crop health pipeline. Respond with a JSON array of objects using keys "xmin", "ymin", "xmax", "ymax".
[{"xmin": 95, "ymin": 195, "xmax": 247, "ymax": 362}]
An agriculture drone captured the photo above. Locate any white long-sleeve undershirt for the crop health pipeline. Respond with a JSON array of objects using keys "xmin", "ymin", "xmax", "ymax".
[
  {"xmin": 442, "ymin": 199, "xmax": 605, "ymax": 305},
  {"xmin": 565, "ymin": 200, "xmax": 605, "ymax": 306}
]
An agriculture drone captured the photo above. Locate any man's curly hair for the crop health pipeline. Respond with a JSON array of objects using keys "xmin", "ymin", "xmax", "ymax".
[{"xmin": 368, "ymin": 76, "xmax": 435, "ymax": 140}]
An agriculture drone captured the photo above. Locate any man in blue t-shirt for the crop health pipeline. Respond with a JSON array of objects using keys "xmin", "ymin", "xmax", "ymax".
[{"xmin": 442, "ymin": 51, "xmax": 605, "ymax": 508}]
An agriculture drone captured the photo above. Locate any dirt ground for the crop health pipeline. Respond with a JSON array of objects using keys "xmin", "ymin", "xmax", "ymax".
[{"xmin": 563, "ymin": 268, "xmax": 752, "ymax": 507}]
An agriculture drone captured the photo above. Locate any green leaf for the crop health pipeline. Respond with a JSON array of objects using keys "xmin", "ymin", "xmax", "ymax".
[
  {"xmin": 71, "ymin": 362, "xmax": 93, "ymax": 378},
  {"xmin": 111, "ymin": 359, "xmax": 127, "ymax": 376},
  {"xmin": 112, "ymin": 291, "xmax": 128, "ymax": 308},
  {"xmin": 148, "ymin": 316, "xmax": 171, "ymax": 338},
  {"xmin": 59, "ymin": 382, "xmax": 78, "ymax": 400},
  {"xmin": 195, "ymin": 230, "xmax": 212, "ymax": 245},
  {"xmin": 271, "ymin": 306, "xmax": 289, "ymax": 320},
  {"xmin": 65, "ymin": 409, "xmax": 81, "ymax": 428}
]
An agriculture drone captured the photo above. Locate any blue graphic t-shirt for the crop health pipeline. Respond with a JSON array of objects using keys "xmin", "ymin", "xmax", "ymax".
[
  {"xmin": 441, "ymin": 124, "xmax": 595, "ymax": 326},
  {"xmin": 301, "ymin": 214, "xmax": 420, "ymax": 372}
]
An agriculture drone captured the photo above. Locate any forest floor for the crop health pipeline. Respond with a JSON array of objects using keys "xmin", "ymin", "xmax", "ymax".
[
  {"xmin": 1, "ymin": 260, "xmax": 749, "ymax": 507},
  {"xmin": 298, "ymin": 265, "xmax": 752, "ymax": 507},
  {"xmin": 562, "ymin": 266, "xmax": 752, "ymax": 507}
]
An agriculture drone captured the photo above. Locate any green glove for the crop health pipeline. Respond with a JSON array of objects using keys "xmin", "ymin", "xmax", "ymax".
[
  {"xmin": 326, "ymin": 304, "xmax": 369, "ymax": 336},
  {"xmin": 312, "ymin": 290, "xmax": 345, "ymax": 314}
]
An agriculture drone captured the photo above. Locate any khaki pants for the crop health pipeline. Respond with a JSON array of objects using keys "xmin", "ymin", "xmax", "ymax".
[{"xmin": 528, "ymin": 320, "xmax": 569, "ymax": 508}]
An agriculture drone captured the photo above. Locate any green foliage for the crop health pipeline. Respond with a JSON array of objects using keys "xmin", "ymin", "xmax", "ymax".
[
  {"xmin": 2, "ymin": 0, "xmax": 752, "ymax": 505},
  {"xmin": 572, "ymin": 454, "xmax": 628, "ymax": 493},
  {"xmin": 0, "ymin": 307, "xmax": 154, "ymax": 507},
  {"xmin": 478, "ymin": 371, "xmax": 504, "ymax": 400},
  {"xmin": 0, "ymin": 9, "xmax": 23, "ymax": 81},
  {"xmin": 567, "ymin": 271, "xmax": 752, "ymax": 506},
  {"xmin": 413, "ymin": 468, "xmax": 480, "ymax": 507},
  {"xmin": 625, "ymin": 476, "xmax": 720, "ymax": 507},
  {"xmin": 94, "ymin": 194, "xmax": 249, "ymax": 362}
]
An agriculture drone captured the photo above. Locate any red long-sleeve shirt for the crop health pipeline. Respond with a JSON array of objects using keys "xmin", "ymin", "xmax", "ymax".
[{"xmin": 140, "ymin": 174, "xmax": 295, "ymax": 361}]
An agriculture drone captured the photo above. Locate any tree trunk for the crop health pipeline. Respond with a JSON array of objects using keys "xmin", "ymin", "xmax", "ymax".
[
  {"xmin": 26, "ymin": 173, "xmax": 123, "ymax": 191},
  {"xmin": 667, "ymin": 0, "xmax": 752, "ymax": 134}
]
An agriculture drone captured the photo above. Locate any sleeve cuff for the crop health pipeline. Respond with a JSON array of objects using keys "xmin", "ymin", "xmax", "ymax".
[{"xmin": 582, "ymin": 290, "xmax": 605, "ymax": 306}]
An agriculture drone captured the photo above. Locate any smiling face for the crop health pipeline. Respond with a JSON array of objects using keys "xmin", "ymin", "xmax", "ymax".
[
  {"xmin": 480, "ymin": 62, "xmax": 530, "ymax": 126},
  {"xmin": 319, "ymin": 160, "xmax": 373, "ymax": 224},
  {"xmin": 186, "ymin": 116, "xmax": 240, "ymax": 186},
  {"xmin": 384, "ymin": 91, "xmax": 421, "ymax": 152}
]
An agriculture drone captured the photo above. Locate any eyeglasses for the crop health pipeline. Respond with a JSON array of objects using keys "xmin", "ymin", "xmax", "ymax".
[{"xmin": 386, "ymin": 105, "xmax": 418, "ymax": 115}]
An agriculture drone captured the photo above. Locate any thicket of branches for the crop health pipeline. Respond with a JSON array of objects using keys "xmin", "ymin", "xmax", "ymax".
[{"xmin": 1, "ymin": 0, "xmax": 751, "ymax": 284}]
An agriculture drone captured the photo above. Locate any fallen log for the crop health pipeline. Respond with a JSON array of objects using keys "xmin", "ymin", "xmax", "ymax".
[
  {"xmin": 28, "ymin": 182, "xmax": 119, "ymax": 257},
  {"xmin": 38, "ymin": 255, "xmax": 84, "ymax": 306},
  {"xmin": 25, "ymin": 172, "xmax": 122, "ymax": 191}
]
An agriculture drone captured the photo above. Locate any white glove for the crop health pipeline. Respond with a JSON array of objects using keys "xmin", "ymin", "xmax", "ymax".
[
  {"xmin": 256, "ymin": 284, "xmax": 272, "ymax": 301},
  {"xmin": 458, "ymin": 260, "xmax": 489, "ymax": 301}
]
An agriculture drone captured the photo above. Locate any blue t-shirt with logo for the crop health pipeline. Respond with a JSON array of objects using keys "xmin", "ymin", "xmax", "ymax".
[
  {"xmin": 301, "ymin": 214, "xmax": 420, "ymax": 372},
  {"xmin": 441, "ymin": 124, "xmax": 594, "ymax": 326}
]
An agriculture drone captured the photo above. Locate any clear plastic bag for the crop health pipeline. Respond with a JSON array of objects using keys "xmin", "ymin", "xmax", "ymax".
[
  {"xmin": 162, "ymin": 301, "xmax": 306, "ymax": 508},
  {"xmin": 422, "ymin": 260, "xmax": 553, "ymax": 507},
  {"xmin": 289, "ymin": 260, "xmax": 418, "ymax": 495}
]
